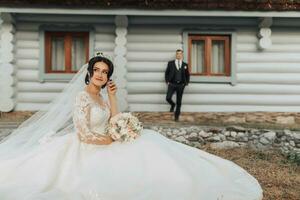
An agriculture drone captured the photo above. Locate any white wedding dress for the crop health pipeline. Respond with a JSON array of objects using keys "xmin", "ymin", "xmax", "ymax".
[{"xmin": 0, "ymin": 90, "xmax": 263, "ymax": 200}]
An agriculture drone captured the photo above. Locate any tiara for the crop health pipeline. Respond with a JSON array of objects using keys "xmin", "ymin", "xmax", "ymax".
[{"xmin": 94, "ymin": 51, "xmax": 112, "ymax": 60}]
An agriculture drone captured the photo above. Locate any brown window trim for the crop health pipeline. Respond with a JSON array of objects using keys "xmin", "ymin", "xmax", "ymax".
[
  {"xmin": 45, "ymin": 31, "xmax": 89, "ymax": 74},
  {"xmin": 188, "ymin": 35, "xmax": 231, "ymax": 77}
]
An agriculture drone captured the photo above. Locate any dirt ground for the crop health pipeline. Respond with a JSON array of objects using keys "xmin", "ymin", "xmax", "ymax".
[{"xmin": 204, "ymin": 146, "xmax": 300, "ymax": 200}]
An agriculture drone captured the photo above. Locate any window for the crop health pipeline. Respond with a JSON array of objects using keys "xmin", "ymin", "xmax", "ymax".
[
  {"xmin": 188, "ymin": 35, "xmax": 230, "ymax": 76},
  {"xmin": 183, "ymin": 31, "xmax": 236, "ymax": 85},
  {"xmin": 45, "ymin": 31, "xmax": 89, "ymax": 74}
]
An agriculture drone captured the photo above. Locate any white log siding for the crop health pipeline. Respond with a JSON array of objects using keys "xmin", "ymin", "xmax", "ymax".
[
  {"xmin": 126, "ymin": 18, "xmax": 300, "ymax": 112},
  {"xmin": 0, "ymin": 13, "xmax": 16, "ymax": 112},
  {"xmin": 4, "ymin": 15, "xmax": 300, "ymax": 112},
  {"xmin": 14, "ymin": 16, "xmax": 115, "ymax": 111}
]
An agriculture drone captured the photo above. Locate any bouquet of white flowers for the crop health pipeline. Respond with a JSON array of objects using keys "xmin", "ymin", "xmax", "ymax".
[{"xmin": 106, "ymin": 112, "xmax": 143, "ymax": 142}]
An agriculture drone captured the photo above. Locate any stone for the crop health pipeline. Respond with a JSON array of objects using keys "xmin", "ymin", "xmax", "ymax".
[
  {"xmin": 289, "ymin": 141, "xmax": 295, "ymax": 147},
  {"xmin": 230, "ymin": 131, "xmax": 237, "ymax": 137},
  {"xmin": 226, "ymin": 126, "xmax": 246, "ymax": 132},
  {"xmin": 259, "ymin": 137, "xmax": 270, "ymax": 145},
  {"xmin": 224, "ymin": 131, "xmax": 230, "ymax": 136},
  {"xmin": 237, "ymin": 132, "xmax": 245, "ymax": 138},
  {"xmin": 191, "ymin": 141, "xmax": 202, "ymax": 149},
  {"xmin": 207, "ymin": 135, "xmax": 221, "ymax": 142},
  {"xmin": 175, "ymin": 136, "xmax": 187, "ymax": 143},
  {"xmin": 292, "ymin": 132, "xmax": 300, "ymax": 143},
  {"xmin": 210, "ymin": 141, "xmax": 240, "ymax": 149},
  {"xmin": 199, "ymin": 131, "xmax": 212, "ymax": 138},
  {"xmin": 262, "ymin": 131, "xmax": 276, "ymax": 142}
]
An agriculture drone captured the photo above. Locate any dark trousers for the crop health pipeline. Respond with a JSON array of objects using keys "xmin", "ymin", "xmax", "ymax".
[{"xmin": 166, "ymin": 83, "xmax": 185, "ymax": 118}]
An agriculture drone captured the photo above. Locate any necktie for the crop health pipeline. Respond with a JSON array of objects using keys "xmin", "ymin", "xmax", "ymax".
[{"xmin": 177, "ymin": 60, "xmax": 180, "ymax": 70}]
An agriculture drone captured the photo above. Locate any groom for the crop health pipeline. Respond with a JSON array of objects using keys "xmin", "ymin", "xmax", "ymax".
[{"xmin": 165, "ymin": 49, "xmax": 190, "ymax": 122}]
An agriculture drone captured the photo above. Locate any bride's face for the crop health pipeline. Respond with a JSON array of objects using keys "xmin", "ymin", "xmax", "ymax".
[{"xmin": 90, "ymin": 61, "xmax": 109, "ymax": 87}]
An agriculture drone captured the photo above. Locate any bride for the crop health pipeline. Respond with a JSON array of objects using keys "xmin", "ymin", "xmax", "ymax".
[{"xmin": 0, "ymin": 54, "xmax": 263, "ymax": 200}]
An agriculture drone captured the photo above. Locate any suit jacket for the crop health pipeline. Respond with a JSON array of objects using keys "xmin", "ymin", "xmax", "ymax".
[{"xmin": 165, "ymin": 60, "xmax": 190, "ymax": 85}]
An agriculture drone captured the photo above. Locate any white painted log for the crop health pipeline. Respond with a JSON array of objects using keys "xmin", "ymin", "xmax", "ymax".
[
  {"xmin": 258, "ymin": 37, "xmax": 272, "ymax": 49},
  {"xmin": 16, "ymin": 59, "xmax": 39, "ymax": 70},
  {"xmin": 94, "ymin": 42, "xmax": 115, "ymax": 51},
  {"xmin": 128, "ymin": 94, "xmax": 300, "ymax": 106},
  {"xmin": 0, "ymin": 86, "xmax": 14, "ymax": 98},
  {"xmin": 128, "ymin": 104, "xmax": 300, "ymax": 112},
  {"xmin": 115, "ymin": 27, "xmax": 128, "ymax": 36},
  {"xmin": 94, "ymin": 34, "xmax": 115, "ymax": 42},
  {"xmin": 237, "ymin": 52, "xmax": 300, "ymax": 62},
  {"xmin": 259, "ymin": 17, "xmax": 273, "ymax": 28},
  {"xmin": 15, "ymin": 31, "xmax": 39, "ymax": 40},
  {"xmin": 127, "ymin": 61, "xmax": 167, "ymax": 72},
  {"xmin": 270, "ymin": 36, "xmax": 300, "ymax": 44},
  {"xmin": 258, "ymin": 28, "xmax": 271, "ymax": 38},
  {"xmin": 1, "ymin": 31, "xmax": 13, "ymax": 42},
  {"xmin": 115, "ymin": 37, "xmax": 127, "ymax": 46},
  {"xmin": 0, "ymin": 75, "xmax": 14, "ymax": 86},
  {"xmin": 15, "ymin": 102, "xmax": 48, "ymax": 111},
  {"xmin": 1, "ymin": 38, "xmax": 13, "ymax": 52},
  {"xmin": 94, "ymin": 25, "xmax": 115, "ymax": 33},
  {"xmin": 16, "ymin": 40, "xmax": 39, "ymax": 48},
  {"xmin": 115, "ymin": 15, "xmax": 128, "ymax": 27},
  {"xmin": 236, "ymin": 35, "xmax": 257, "ymax": 43},
  {"xmin": 127, "ymin": 72, "xmax": 163, "ymax": 82},
  {"xmin": 16, "ymin": 22, "xmax": 40, "ymax": 31},
  {"xmin": 238, "ymin": 63, "xmax": 300, "ymax": 73},
  {"xmin": 127, "ymin": 52, "xmax": 174, "ymax": 62},
  {"xmin": 17, "ymin": 92, "xmax": 59, "ymax": 103},
  {"xmin": 237, "ymin": 43, "xmax": 300, "ymax": 52},
  {"xmin": 127, "ymin": 43, "xmax": 182, "ymax": 52},
  {"xmin": 0, "ymin": 98, "xmax": 14, "ymax": 112},
  {"xmin": 0, "ymin": 63, "xmax": 14, "ymax": 75},
  {"xmin": 16, "ymin": 49, "xmax": 39, "ymax": 59},
  {"xmin": 17, "ymin": 82, "xmax": 66, "ymax": 92},
  {"xmin": 114, "ymin": 46, "xmax": 126, "ymax": 56},
  {"xmin": 238, "ymin": 73, "xmax": 300, "ymax": 84},
  {"xmin": 128, "ymin": 26, "xmax": 181, "ymax": 34},
  {"xmin": 0, "ymin": 53, "xmax": 14, "ymax": 64},
  {"xmin": 127, "ymin": 34, "xmax": 181, "ymax": 43},
  {"xmin": 127, "ymin": 82, "xmax": 300, "ymax": 95},
  {"xmin": 17, "ymin": 69, "xmax": 39, "ymax": 81}
]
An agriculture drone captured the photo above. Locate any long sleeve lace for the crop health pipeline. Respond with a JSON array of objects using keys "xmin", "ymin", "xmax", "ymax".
[{"xmin": 73, "ymin": 92, "xmax": 103, "ymax": 143}]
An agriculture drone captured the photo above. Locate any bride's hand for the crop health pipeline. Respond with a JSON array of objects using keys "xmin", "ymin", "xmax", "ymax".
[{"xmin": 107, "ymin": 80, "xmax": 117, "ymax": 96}]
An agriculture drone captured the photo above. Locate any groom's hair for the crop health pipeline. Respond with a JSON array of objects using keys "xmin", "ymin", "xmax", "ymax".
[
  {"xmin": 176, "ymin": 49, "xmax": 183, "ymax": 53},
  {"xmin": 85, "ymin": 56, "xmax": 114, "ymax": 88}
]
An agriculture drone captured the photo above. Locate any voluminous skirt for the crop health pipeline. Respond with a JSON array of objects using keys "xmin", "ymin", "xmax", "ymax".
[{"xmin": 0, "ymin": 129, "xmax": 263, "ymax": 200}]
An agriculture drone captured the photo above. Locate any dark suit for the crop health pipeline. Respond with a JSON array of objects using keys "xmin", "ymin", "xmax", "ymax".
[{"xmin": 165, "ymin": 60, "xmax": 190, "ymax": 120}]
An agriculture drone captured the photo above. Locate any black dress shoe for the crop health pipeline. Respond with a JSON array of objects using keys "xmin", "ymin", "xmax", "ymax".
[
  {"xmin": 170, "ymin": 105, "xmax": 175, "ymax": 112},
  {"xmin": 174, "ymin": 116, "xmax": 179, "ymax": 122}
]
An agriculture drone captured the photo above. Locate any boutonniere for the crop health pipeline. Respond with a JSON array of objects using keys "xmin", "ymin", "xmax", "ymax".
[{"xmin": 184, "ymin": 66, "xmax": 187, "ymax": 69}]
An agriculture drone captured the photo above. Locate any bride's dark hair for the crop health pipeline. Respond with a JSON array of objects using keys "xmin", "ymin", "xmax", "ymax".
[{"xmin": 85, "ymin": 55, "xmax": 114, "ymax": 88}]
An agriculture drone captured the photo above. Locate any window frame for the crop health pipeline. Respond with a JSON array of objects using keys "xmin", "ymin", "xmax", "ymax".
[
  {"xmin": 39, "ymin": 25, "xmax": 94, "ymax": 82},
  {"xmin": 183, "ymin": 30, "xmax": 236, "ymax": 85},
  {"xmin": 45, "ymin": 31, "xmax": 89, "ymax": 74}
]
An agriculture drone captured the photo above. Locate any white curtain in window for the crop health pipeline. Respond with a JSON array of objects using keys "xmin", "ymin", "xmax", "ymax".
[
  {"xmin": 211, "ymin": 41, "xmax": 225, "ymax": 74},
  {"xmin": 72, "ymin": 37, "xmax": 85, "ymax": 71},
  {"xmin": 51, "ymin": 37, "xmax": 65, "ymax": 71},
  {"xmin": 191, "ymin": 41, "xmax": 204, "ymax": 74}
]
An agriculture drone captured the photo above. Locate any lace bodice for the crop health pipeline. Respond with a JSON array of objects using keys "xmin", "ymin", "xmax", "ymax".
[{"xmin": 73, "ymin": 91, "xmax": 111, "ymax": 143}]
